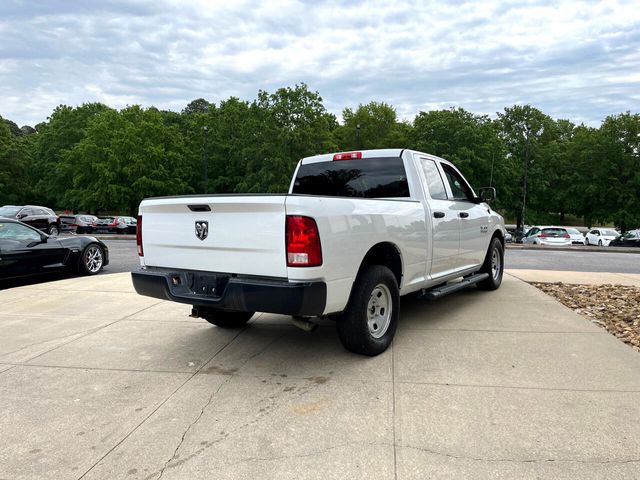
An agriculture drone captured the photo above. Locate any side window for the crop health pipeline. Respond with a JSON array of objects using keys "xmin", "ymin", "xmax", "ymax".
[
  {"xmin": 20, "ymin": 208, "xmax": 33, "ymax": 217},
  {"xmin": 419, "ymin": 159, "xmax": 448, "ymax": 200},
  {"xmin": 0, "ymin": 223, "xmax": 41, "ymax": 241},
  {"xmin": 441, "ymin": 164, "xmax": 474, "ymax": 201}
]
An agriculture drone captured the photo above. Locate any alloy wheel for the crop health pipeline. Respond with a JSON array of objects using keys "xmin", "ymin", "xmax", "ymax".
[{"xmin": 84, "ymin": 245, "xmax": 103, "ymax": 273}]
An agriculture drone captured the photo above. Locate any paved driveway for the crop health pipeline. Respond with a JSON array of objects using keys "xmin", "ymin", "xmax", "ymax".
[{"xmin": 1, "ymin": 273, "xmax": 639, "ymax": 479}]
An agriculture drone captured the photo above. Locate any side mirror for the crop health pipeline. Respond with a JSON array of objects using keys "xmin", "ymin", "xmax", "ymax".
[
  {"xmin": 16, "ymin": 213, "xmax": 27, "ymax": 219},
  {"xmin": 478, "ymin": 187, "xmax": 496, "ymax": 203},
  {"xmin": 39, "ymin": 233, "xmax": 48, "ymax": 243}
]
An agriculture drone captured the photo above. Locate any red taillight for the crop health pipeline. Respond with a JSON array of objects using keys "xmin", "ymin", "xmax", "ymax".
[
  {"xmin": 539, "ymin": 233, "xmax": 547, "ymax": 238},
  {"xmin": 563, "ymin": 233, "xmax": 570, "ymax": 238},
  {"xmin": 286, "ymin": 215, "xmax": 322, "ymax": 267},
  {"xmin": 136, "ymin": 215, "xmax": 143, "ymax": 256},
  {"xmin": 333, "ymin": 151, "xmax": 362, "ymax": 161}
]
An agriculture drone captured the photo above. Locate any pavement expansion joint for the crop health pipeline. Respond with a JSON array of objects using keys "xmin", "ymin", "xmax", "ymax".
[
  {"xmin": 394, "ymin": 379, "xmax": 640, "ymax": 393},
  {"xmin": 391, "ymin": 341, "xmax": 399, "ymax": 480},
  {"xmin": 398, "ymin": 444, "xmax": 640, "ymax": 465},
  {"xmin": 0, "ymin": 325, "xmax": 112, "ymax": 361},
  {"xmin": 76, "ymin": 327, "xmax": 248, "ymax": 480},
  {"xmin": 10, "ymin": 363, "xmax": 194, "ymax": 375},
  {"xmin": 154, "ymin": 376, "xmax": 231, "ymax": 480},
  {"xmin": 200, "ymin": 441, "xmax": 390, "ymax": 470},
  {"xmin": 0, "ymin": 365, "xmax": 17, "ymax": 376},
  {"xmin": 400, "ymin": 327, "xmax": 607, "ymax": 334}
]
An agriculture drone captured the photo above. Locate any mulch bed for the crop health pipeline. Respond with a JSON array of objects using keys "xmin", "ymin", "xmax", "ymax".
[{"xmin": 532, "ymin": 282, "xmax": 640, "ymax": 352}]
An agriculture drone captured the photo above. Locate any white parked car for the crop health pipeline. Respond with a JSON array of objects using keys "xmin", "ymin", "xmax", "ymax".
[
  {"xmin": 522, "ymin": 226, "xmax": 571, "ymax": 246},
  {"xmin": 584, "ymin": 228, "xmax": 620, "ymax": 246},
  {"xmin": 565, "ymin": 227, "xmax": 585, "ymax": 245},
  {"xmin": 132, "ymin": 149, "xmax": 506, "ymax": 356}
]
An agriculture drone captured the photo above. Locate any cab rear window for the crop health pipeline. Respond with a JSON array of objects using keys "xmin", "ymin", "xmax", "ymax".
[{"xmin": 292, "ymin": 157, "xmax": 410, "ymax": 198}]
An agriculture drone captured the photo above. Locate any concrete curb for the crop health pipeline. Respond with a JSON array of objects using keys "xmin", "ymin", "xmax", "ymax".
[
  {"xmin": 506, "ymin": 243, "xmax": 640, "ymax": 254},
  {"xmin": 92, "ymin": 234, "xmax": 135, "ymax": 240},
  {"xmin": 60, "ymin": 234, "xmax": 135, "ymax": 240},
  {"xmin": 506, "ymin": 269, "xmax": 640, "ymax": 286}
]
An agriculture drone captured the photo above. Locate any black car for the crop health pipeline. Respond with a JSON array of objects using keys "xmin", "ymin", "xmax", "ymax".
[
  {"xmin": 0, "ymin": 218, "xmax": 109, "ymax": 281},
  {"xmin": 609, "ymin": 230, "xmax": 640, "ymax": 247},
  {"xmin": 0, "ymin": 205, "xmax": 61, "ymax": 236},
  {"xmin": 59, "ymin": 214, "xmax": 98, "ymax": 234},
  {"xmin": 92, "ymin": 216, "xmax": 137, "ymax": 234}
]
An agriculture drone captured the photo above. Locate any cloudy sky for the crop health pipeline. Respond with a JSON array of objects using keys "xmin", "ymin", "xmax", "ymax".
[{"xmin": 1, "ymin": 0, "xmax": 639, "ymax": 127}]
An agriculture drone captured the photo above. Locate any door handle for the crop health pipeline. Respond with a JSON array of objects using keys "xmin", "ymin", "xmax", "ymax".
[
  {"xmin": 433, "ymin": 211, "xmax": 445, "ymax": 218},
  {"xmin": 459, "ymin": 212, "xmax": 469, "ymax": 218}
]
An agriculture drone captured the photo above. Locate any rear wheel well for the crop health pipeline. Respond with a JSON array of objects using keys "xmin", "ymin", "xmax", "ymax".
[{"xmin": 358, "ymin": 243, "xmax": 402, "ymax": 287}]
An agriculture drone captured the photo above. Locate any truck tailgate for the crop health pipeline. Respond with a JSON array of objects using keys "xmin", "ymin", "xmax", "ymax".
[{"xmin": 139, "ymin": 195, "xmax": 288, "ymax": 278}]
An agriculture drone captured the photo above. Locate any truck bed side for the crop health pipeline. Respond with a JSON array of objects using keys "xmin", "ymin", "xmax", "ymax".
[{"xmin": 285, "ymin": 195, "xmax": 428, "ymax": 313}]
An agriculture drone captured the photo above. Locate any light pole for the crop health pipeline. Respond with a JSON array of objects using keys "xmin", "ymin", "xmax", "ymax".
[
  {"xmin": 356, "ymin": 124, "xmax": 361, "ymax": 148},
  {"xmin": 202, "ymin": 125, "xmax": 208, "ymax": 193},
  {"xmin": 521, "ymin": 135, "xmax": 529, "ymax": 230}
]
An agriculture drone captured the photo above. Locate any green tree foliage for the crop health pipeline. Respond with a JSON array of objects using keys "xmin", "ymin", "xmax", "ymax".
[
  {"xmin": 0, "ymin": 117, "xmax": 31, "ymax": 204},
  {"xmin": 535, "ymin": 119, "xmax": 577, "ymax": 222},
  {"xmin": 32, "ymin": 103, "xmax": 110, "ymax": 206},
  {"xmin": 335, "ymin": 101, "xmax": 408, "ymax": 150},
  {"xmin": 248, "ymin": 84, "xmax": 338, "ymax": 192},
  {"xmin": 3, "ymin": 118, "xmax": 22, "ymax": 137},
  {"xmin": 182, "ymin": 98, "xmax": 212, "ymax": 115},
  {"xmin": 0, "ymin": 89, "xmax": 637, "ymax": 229},
  {"xmin": 497, "ymin": 105, "xmax": 557, "ymax": 226},
  {"xmin": 569, "ymin": 113, "xmax": 640, "ymax": 231},
  {"xmin": 411, "ymin": 108, "xmax": 517, "ymax": 213},
  {"xmin": 60, "ymin": 106, "xmax": 192, "ymax": 213}
]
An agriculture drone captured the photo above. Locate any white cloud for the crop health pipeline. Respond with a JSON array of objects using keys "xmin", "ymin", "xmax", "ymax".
[{"xmin": 0, "ymin": 0, "xmax": 638, "ymax": 126}]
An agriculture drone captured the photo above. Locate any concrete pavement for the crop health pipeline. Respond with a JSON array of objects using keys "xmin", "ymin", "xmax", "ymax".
[
  {"xmin": 507, "ymin": 269, "xmax": 640, "ymax": 286},
  {"xmin": 1, "ymin": 273, "xmax": 639, "ymax": 479}
]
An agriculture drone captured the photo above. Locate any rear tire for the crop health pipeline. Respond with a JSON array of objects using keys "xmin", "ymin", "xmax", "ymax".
[
  {"xmin": 201, "ymin": 310, "xmax": 254, "ymax": 328},
  {"xmin": 79, "ymin": 243, "xmax": 104, "ymax": 275},
  {"xmin": 477, "ymin": 237, "xmax": 504, "ymax": 291},
  {"xmin": 336, "ymin": 265, "xmax": 399, "ymax": 356}
]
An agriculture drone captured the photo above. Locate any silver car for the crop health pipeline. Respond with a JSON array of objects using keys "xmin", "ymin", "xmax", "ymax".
[
  {"xmin": 565, "ymin": 227, "xmax": 585, "ymax": 245},
  {"xmin": 522, "ymin": 226, "xmax": 572, "ymax": 246}
]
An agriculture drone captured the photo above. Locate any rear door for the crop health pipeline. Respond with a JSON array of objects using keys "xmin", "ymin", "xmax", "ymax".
[
  {"xmin": 414, "ymin": 155, "xmax": 460, "ymax": 278},
  {"xmin": 34, "ymin": 208, "xmax": 52, "ymax": 231},
  {"xmin": 17, "ymin": 208, "xmax": 37, "ymax": 229},
  {"xmin": 140, "ymin": 195, "xmax": 288, "ymax": 278}
]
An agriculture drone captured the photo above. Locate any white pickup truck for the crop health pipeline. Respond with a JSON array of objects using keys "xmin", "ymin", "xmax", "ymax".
[{"xmin": 132, "ymin": 149, "xmax": 506, "ymax": 356}]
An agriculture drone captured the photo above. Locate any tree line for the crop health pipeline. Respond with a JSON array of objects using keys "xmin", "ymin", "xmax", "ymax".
[{"xmin": 1, "ymin": 84, "xmax": 638, "ymax": 231}]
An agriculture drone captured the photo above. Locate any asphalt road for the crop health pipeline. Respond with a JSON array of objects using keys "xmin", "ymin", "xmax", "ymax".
[
  {"xmin": 505, "ymin": 248, "xmax": 640, "ymax": 274},
  {"xmin": 103, "ymin": 239, "xmax": 139, "ymax": 273},
  {"xmin": 101, "ymin": 239, "xmax": 640, "ymax": 275}
]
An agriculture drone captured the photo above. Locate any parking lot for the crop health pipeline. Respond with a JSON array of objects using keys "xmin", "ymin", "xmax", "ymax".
[
  {"xmin": 95, "ymin": 238, "xmax": 640, "ymax": 275},
  {"xmin": 2, "ymin": 268, "xmax": 640, "ymax": 479}
]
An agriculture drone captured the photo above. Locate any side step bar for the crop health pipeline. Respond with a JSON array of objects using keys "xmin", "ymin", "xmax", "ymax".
[{"xmin": 420, "ymin": 273, "xmax": 490, "ymax": 300}]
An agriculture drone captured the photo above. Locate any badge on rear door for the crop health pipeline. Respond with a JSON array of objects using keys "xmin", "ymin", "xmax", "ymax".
[{"xmin": 195, "ymin": 221, "xmax": 209, "ymax": 240}]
